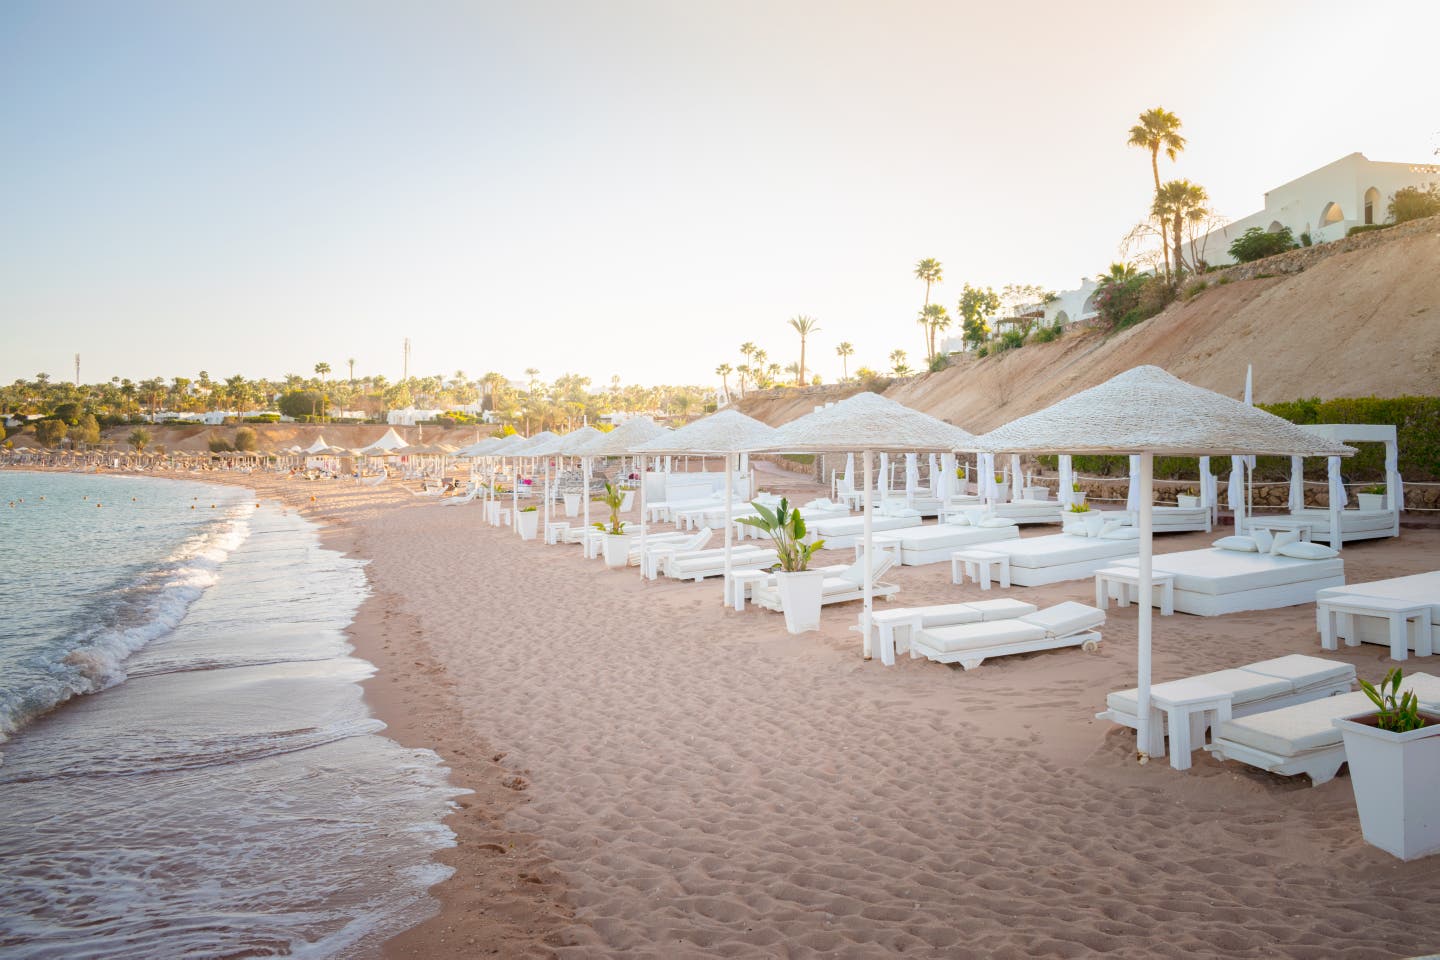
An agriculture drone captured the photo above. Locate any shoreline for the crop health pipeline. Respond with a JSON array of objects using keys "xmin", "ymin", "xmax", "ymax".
[{"xmin": 3, "ymin": 467, "xmax": 574, "ymax": 957}]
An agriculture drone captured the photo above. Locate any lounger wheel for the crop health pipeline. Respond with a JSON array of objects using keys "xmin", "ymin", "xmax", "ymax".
[{"xmin": 1082, "ymin": 638, "xmax": 1100, "ymax": 653}]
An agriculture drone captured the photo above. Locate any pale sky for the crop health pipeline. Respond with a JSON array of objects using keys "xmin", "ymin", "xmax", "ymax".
[{"xmin": 2, "ymin": 0, "xmax": 1436, "ymax": 389}]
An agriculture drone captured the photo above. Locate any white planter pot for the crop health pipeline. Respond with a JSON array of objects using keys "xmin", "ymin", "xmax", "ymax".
[
  {"xmin": 1024, "ymin": 485, "xmax": 1049, "ymax": 501},
  {"xmin": 517, "ymin": 510, "xmax": 539, "ymax": 540},
  {"xmin": 601, "ymin": 533, "xmax": 631, "ymax": 569},
  {"xmin": 482, "ymin": 501, "xmax": 498, "ymax": 524},
  {"xmin": 1070, "ymin": 491, "xmax": 1086, "ymax": 507},
  {"xmin": 563, "ymin": 493, "xmax": 580, "ymax": 517},
  {"xmin": 993, "ymin": 483, "xmax": 1009, "ymax": 503},
  {"xmin": 1336, "ymin": 714, "xmax": 1440, "ymax": 860},
  {"xmin": 1357, "ymin": 493, "xmax": 1385, "ymax": 511},
  {"xmin": 1177, "ymin": 495, "xmax": 1201, "ymax": 509},
  {"xmin": 620, "ymin": 490, "xmax": 635, "ymax": 511},
  {"xmin": 775, "ymin": 570, "xmax": 825, "ymax": 635}
]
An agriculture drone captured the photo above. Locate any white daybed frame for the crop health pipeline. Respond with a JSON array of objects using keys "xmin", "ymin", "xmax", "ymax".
[
  {"xmin": 1109, "ymin": 548, "xmax": 1345, "ymax": 616},
  {"xmin": 1257, "ymin": 423, "xmax": 1401, "ymax": 549},
  {"xmin": 1315, "ymin": 571, "xmax": 1440, "ymax": 652},
  {"xmin": 987, "ymin": 533, "xmax": 1141, "ymax": 587},
  {"xmin": 890, "ymin": 522, "xmax": 1021, "ymax": 566}
]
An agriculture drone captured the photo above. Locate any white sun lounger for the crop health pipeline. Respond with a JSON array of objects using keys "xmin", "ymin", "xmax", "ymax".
[
  {"xmin": 1099, "ymin": 654, "xmax": 1357, "ymax": 761},
  {"xmin": 640, "ymin": 528, "xmax": 715, "ymax": 576},
  {"xmin": 1206, "ymin": 672, "xmax": 1440, "ymax": 785},
  {"xmin": 908, "ymin": 601, "xmax": 1105, "ymax": 670},
  {"xmin": 868, "ymin": 598, "xmax": 1039, "ymax": 662},
  {"xmin": 663, "ymin": 546, "xmax": 778, "ymax": 582},
  {"xmin": 749, "ymin": 555, "xmax": 900, "ymax": 613},
  {"xmin": 1110, "ymin": 547, "xmax": 1345, "ymax": 616}
]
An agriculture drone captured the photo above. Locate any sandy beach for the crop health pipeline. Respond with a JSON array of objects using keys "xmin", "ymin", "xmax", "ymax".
[{"xmin": 166, "ymin": 466, "xmax": 1440, "ymax": 960}]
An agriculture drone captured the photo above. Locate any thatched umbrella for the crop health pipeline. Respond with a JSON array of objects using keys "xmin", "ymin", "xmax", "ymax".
[
  {"xmin": 556, "ymin": 426, "xmax": 604, "ymax": 531},
  {"xmin": 503, "ymin": 431, "xmax": 558, "ymax": 529},
  {"xmin": 580, "ymin": 418, "xmax": 669, "ymax": 557},
  {"xmin": 746, "ymin": 393, "xmax": 977, "ymax": 653},
  {"xmin": 518, "ymin": 431, "xmax": 568, "ymax": 535},
  {"xmin": 634, "ymin": 410, "xmax": 777, "ymax": 590},
  {"xmin": 975, "ymin": 365, "xmax": 1353, "ymax": 762}
]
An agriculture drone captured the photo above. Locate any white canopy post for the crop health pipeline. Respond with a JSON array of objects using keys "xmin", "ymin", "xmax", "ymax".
[
  {"xmin": 1126, "ymin": 454, "xmax": 1141, "ymax": 514},
  {"xmin": 1136, "ymin": 452, "xmax": 1158, "ymax": 760},
  {"xmin": 1385, "ymin": 438, "xmax": 1403, "ymax": 531},
  {"xmin": 1288, "ymin": 456, "xmax": 1304, "ymax": 512},
  {"xmin": 1009, "ymin": 454, "xmax": 1022, "ymax": 502},
  {"xmin": 905, "ymin": 453, "xmax": 918, "ymax": 507},
  {"xmin": 722, "ymin": 451, "xmax": 735, "ymax": 602},
  {"xmin": 1327, "ymin": 455, "xmax": 1346, "ymax": 549},
  {"xmin": 1058, "ymin": 454, "xmax": 1073, "ymax": 509},
  {"xmin": 1228, "ymin": 457, "xmax": 1246, "ymax": 533},
  {"xmin": 879, "ymin": 452, "xmax": 889, "ymax": 498},
  {"xmin": 862, "ymin": 448, "xmax": 875, "ymax": 662}
]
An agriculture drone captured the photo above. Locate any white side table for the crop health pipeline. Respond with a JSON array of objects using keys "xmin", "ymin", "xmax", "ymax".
[
  {"xmin": 1318, "ymin": 594, "xmax": 1433, "ymax": 661},
  {"xmin": 726, "ymin": 569, "xmax": 771, "ymax": 612},
  {"xmin": 1148, "ymin": 678, "xmax": 1233, "ymax": 770},
  {"xmin": 1095, "ymin": 567, "xmax": 1175, "ymax": 616},
  {"xmin": 544, "ymin": 521, "xmax": 570, "ymax": 545},
  {"xmin": 951, "ymin": 549, "xmax": 1011, "ymax": 590}
]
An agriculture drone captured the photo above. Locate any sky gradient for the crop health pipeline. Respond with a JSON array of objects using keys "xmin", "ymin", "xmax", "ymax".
[{"xmin": 3, "ymin": 0, "xmax": 1437, "ymax": 389}]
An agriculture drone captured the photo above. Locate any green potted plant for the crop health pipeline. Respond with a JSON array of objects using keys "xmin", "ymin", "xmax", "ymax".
[
  {"xmin": 592, "ymin": 482, "xmax": 630, "ymax": 569},
  {"xmin": 736, "ymin": 497, "xmax": 826, "ymax": 634},
  {"xmin": 1357, "ymin": 484, "xmax": 1386, "ymax": 511},
  {"xmin": 1066, "ymin": 502, "xmax": 1090, "ymax": 513},
  {"xmin": 1334, "ymin": 668, "xmax": 1440, "ymax": 860},
  {"xmin": 517, "ymin": 504, "xmax": 540, "ymax": 540},
  {"xmin": 1177, "ymin": 487, "xmax": 1201, "ymax": 509}
]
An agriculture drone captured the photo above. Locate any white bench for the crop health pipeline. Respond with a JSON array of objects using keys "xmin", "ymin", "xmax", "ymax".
[
  {"xmin": 1318, "ymin": 594, "xmax": 1433, "ymax": 661},
  {"xmin": 1095, "ymin": 566, "xmax": 1175, "ymax": 616},
  {"xmin": 951, "ymin": 549, "xmax": 1011, "ymax": 590},
  {"xmin": 853, "ymin": 533, "xmax": 904, "ymax": 567},
  {"xmin": 725, "ymin": 569, "xmax": 771, "ymax": 612}
]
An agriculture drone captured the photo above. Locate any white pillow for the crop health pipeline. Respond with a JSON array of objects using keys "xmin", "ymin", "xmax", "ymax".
[
  {"xmin": 1277, "ymin": 540, "xmax": 1339, "ymax": 560},
  {"xmin": 1100, "ymin": 526, "xmax": 1141, "ymax": 541},
  {"xmin": 964, "ymin": 507, "xmax": 986, "ymax": 527},
  {"xmin": 1099, "ymin": 520, "xmax": 1123, "ymax": 539},
  {"xmin": 1083, "ymin": 512, "xmax": 1106, "ymax": 537},
  {"xmin": 978, "ymin": 517, "xmax": 1018, "ymax": 528},
  {"xmin": 1213, "ymin": 536, "xmax": 1258, "ymax": 552},
  {"xmin": 1271, "ymin": 530, "xmax": 1301, "ymax": 555},
  {"xmin": 946, "ymin": 512, "xmax": 969, "ymax": 526},
  {"xmin": 1250, "ymin": 528, "xmax": 1273, "ymax": 553}
]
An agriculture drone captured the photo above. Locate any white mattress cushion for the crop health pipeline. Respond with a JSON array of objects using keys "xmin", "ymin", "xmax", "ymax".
[
  {"xmin": 1110, "ymin": 549, "xmax": 1343, "ymax": 595},
  {"xmin": 814, "ymin": 515, "xmax": 919, "ymax": 536},
  {"xmin": 997, "ymin": 535, "xmax": 1138, "ymax": 569},
  {"xmin": 1021, "ymin": 602, "xmax": 1104, "ymax": 638},
  {"xmin": 1100, "ymin": 527, "xmax": 1141, "ymax": 541},
  {"xmin": 965, "ymin": 598, "xmax": 1038, "ymax": 621},
  {"xmin": 978, "ymin": 517, "xmax": 1018, "ymax": 528},
  {"xmin": 920, "ymin": 619, "xmax": 1047, "ymax": 654},
  {"xmin": 1106, "ymin": 668, "xmax": 1292, "ymax": 716},
  {"xmin": 915, "ymin": 604, "xmax": 985, "ymax": 626},
  {"xmin": 896, "ymin": 525, "xmax": 1018, "ymax": 551},
  {"xmin": 1212, "ymin": 536, "xmax": 1258, "ymax": 552},
  {"xmin": 1213, "ymin": 692, "xmax": 1374, "ymax": 757},
  {"xmin": 1243, "ymin": 654, "xmax": 1355, "ymax": 690},
  {"xmin": 1405, "ymin": 672, "xmax": 1440, "ymax": 710}
]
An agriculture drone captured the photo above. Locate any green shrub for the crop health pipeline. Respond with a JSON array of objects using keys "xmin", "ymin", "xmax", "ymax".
[
  {"xmin": 1387, "ymin": 183, "xmax": 1440, "ymax": 224},
  {"xmin": 1346, "ymin": 223, "xmax": 1390, "ymax": 238},
  {"xmin": 1181, "ymin": 279, "xmax": 1208, "ymax": 300},
  {"xmin": 208, "ymin": 437, "xmax": 234, "ymax": 452},
  {"xmin": 1215, "ymin": 275, "xmax": 1232, "ymax": 286},
  {"xmin": 35, "ymin": 418, "xmax": 68, "ymax": 448},
  {"xmin": 928, "ymin": 353, "xmax": 950, "ymax": 373},
  {"xmin": 233, "ymin": 426, "xmax": 259, "ymax": 452},
  {"xmin": 993, "ymin": 330, "xmax": 1025, "ymax": 353},
  {"xmin": 975, "ymin": 345, "xmax": 989, "ymax": 358},
  {"xmin": 1299, "ymin": 231, "xmax": 1312, "ymax": 247},
  {"xmin": 277, "ymin": 390, "xmax": 325, "ymax": 419},
  {"xmin": 1029, "ymin": 322, "xmax": 1063, "ymax": 344},
  {"xmin": 1229, "ymin": 225, "xmax": 1299, "ymax": 262},
  {"xmin": 244, "ymin": 414, "xmax": 281, "ymax": 423}
]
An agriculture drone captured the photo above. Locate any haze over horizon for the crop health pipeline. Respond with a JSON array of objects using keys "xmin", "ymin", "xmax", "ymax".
[{"xmin": 3, "ymin": 0, "xmax": 1437, "ymax": 388}]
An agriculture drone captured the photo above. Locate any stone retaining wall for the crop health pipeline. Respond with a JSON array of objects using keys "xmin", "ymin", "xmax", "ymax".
[{"xmin": 1207, "ymin": 214, "xmax": 1440, "ymax": 283}]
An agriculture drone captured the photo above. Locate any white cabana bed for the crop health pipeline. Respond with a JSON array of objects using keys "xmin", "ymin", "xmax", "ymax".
[
  {"xmin": 1254, "ymin": 424, "xmax": 1402, "ymax": 548},
  {"xmin": 1111, "ymin": 546, "xmax": 1345, "ymax": 616},
  {"xmin": 984, "ymin": 530, "xmax": 1142, "ymax": 586},
  {"xmin": 884, "ymin": 518, "xmax": 1021, "ymax": 566}
]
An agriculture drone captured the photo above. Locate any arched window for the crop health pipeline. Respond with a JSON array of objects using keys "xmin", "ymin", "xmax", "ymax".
[
  {"xmin": 1363, "ymin": 187, "xmax": 1381, "ymax": 225},
  {"xmin": 1267, "ymin": 220, "xmax": 1284, "ymax": 233},
  {"xmin": 1320, "ymin": 202, "xmax": 1344, "ymax": 225},
  {"xmin": 1054, "ymin": 310, "xmax": 1071, "ymax": 326}
]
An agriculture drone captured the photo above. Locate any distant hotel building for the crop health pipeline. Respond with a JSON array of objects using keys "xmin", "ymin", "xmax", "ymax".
[{"xmin": 1189, "ymin": 151, "xmax": 1439, "ymax": 267}]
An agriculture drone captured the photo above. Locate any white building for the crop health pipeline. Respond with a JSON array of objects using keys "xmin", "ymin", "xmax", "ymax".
[{"xmin": 1190, "ymin": 152, "xmax": 1440, "ymax": 267}]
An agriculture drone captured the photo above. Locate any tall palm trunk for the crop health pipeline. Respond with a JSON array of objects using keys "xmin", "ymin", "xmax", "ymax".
[
  {"xmin": 798, "ymin": 339, "xmax": 806, "ymax": 385},
  {"xmin": 923, "ymin": 280, "xmax": 933, "ymax": 361},
  {"xmin": 1152, "ymin": 148, "xmax": 1171, "ymax": 285},
  {"xmin": 1172, "ymin": 213, "xmax": 1185, "ymax": 280}
]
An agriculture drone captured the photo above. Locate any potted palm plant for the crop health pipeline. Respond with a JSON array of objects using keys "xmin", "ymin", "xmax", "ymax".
[
  {"xmin": 1357, "ymin": 484, "xmax": 1386, "ymax": 511},
  {"xmin": 737, "ymin": 498, "xmax": 826, "ymax": 634},
  {"xmin": 1335, "ymin": 669, "xmax": 1440, "ymax": 860},
  {"xmin": 1177, "ymin": 487, "xmax": 1201, "ymax": 509},
  {"xmin": 517, "ymin": 505, "xmax": 539, "ymax": 540},
  {"xmin": 592, "ymin": 482, "xmax": 631, "ymax": 569}
]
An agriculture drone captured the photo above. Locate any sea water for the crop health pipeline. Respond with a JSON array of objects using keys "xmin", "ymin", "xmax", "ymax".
[{"xmin": 0, "ymin": 472, "xmax": 460, "ymax": 958}]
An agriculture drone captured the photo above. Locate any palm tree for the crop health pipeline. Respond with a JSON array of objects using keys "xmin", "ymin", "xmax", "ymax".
[
  {"xmin": 889, "ymin": 349, "xmax": 910, "ymax": 376},
  {"xmin": 128, "ymin": 427, "xmax": 151, "ymax": 452},
  {"xmin": 1096, "ymin": 262, "xmax": 1139, "ymax": 285},
  {"xmin": 787, "ymin": 315, "xmax": 820, "ymax": 385},
  {"xmin": 715, "ymin": 363, "xmax": 732, "ymax": 398},
  {"xmin": 1127, "ymin": 107, "xmax": 1186, "ymax": 283},
  {"xmin": 347, "ymin": 357, "xmax": 356, "ymax": 382},
  {"xmin": 914, "ymin": 258, "xmax": 943, "ymax": 361},
  {"xmin": 835, "ymin": 341, "xmax": 854, "ymax": 381},
  {"xmin": 1152, "ymin": 180, "xmax": 1210, "ymax": 281},
  {"xmin": 919, "ymin": 303, "xmax": 950, "ymax": 361}
]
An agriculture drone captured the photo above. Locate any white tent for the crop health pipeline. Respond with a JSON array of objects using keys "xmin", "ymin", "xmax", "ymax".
[
  {"xmin": 358, "ymin": 427, "xmax": 408, "ymax": 454},
  {"xmin": 747, "ymin": 392, "xmax": 977, "ymax": 653},
  {"xmin": 304, "ymin": 436, "xmax": 331, "ymax": 455},
  {"xmin": 975, "ymin": 365, "xmax": 1352, "ymax": 762}
]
